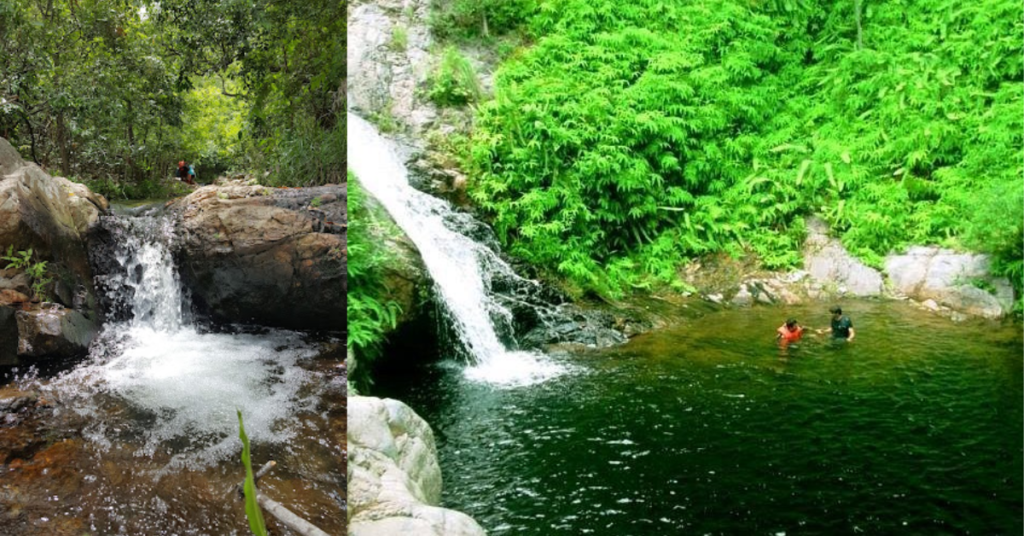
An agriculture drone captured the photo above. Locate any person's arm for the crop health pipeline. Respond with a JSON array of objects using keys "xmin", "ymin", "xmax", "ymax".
[{"xmin": 847, "ymin": 327, "xmax": 855, "ymax": 341}]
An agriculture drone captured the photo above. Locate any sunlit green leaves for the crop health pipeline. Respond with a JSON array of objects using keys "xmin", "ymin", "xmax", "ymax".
[{"xmin": 466, "ymin": 0, "xmax": 1021, "ymax": 301}]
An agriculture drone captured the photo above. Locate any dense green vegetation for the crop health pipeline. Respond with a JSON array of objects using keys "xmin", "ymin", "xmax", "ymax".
[
  {"xmin": 459, "ymin": 0, "xmax": 1021, "ymax": 304},
  {"xmin": 0, "ymin": 0, "xmax": 343, "ymax": 197},
  {"xmin": 347, "ymin": 171, "xmax": 402, "ymax": 389}
]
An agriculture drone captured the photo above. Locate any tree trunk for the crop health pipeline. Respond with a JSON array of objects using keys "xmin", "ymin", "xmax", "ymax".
[
  {"xmin": 125, "ymin": 99, "xmax": 135, "ymax": 180},
  {"xmin": 56, "ymin": 111, "xmax": 71, "ymax": 176},
  {"xmin": 17, "ymin": 108, "xmax": 40, "ymax": 164}
]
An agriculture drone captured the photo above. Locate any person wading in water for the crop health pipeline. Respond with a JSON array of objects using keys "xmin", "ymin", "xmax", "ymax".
[
  {"xmin": 817, "ymin": 306, "xmax": 855, "ymax": 341},
  {"xmin": 776, "ymin": 318, "xmax": 804, "ymax": 344}
]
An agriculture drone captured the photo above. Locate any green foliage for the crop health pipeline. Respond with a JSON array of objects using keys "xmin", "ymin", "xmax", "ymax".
[
  {"xmin": 180, "ymin": 71, "xmax": 247, "ymax": 176},
  {"xmin": 80, "ymin": 176, "xmax": 193, "ymax": 201},
  {"xmin": 311, "ymin": 196, "xmax": 322, "ymax": 208},
  {"xmin": 390, "ymin": 25, "xmax": 409, "ymax": 51},
  {"xmin": 468, "ymin": 0, "xmax": 1023, "ymax": 298},
  {"xmin": 252, "ymin": 119, "xmax": 345, "ymax": 188},
  {"xmin": 0, "ymin": 0, "xmax": 186, "ymax": 186},
  {"xmin": 2, "ymin": 246, "xmax": 52, "ymax": 302},
  {"xmin": 347, "ymin": 171, "xmax": 402, "ymax": 385},
  {"xmin": 429, "ymin": 0, "xmax": 537, "ymax": 41},
  {"xmin": 428, "ymin": 47, "xmax": 481, "ymax": 107},
  {"xmin": 0, "ymin": 0, "xmax": 343, "ymax": 197},
  {"xmin": 236, "ymin": 410, "xmax": 268, "ymax": 536}
]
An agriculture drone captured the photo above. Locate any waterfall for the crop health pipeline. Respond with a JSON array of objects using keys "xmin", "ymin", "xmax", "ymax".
[
  {"xmin": 51, "ymin": 210, "xmax": 320, "ymax": 469},
  {"xmin": 98, "ymin": 211, "xmax": 186, "ymax": 332},
  {"xmin": 347, "ymin": 113, "xmax": 568, "ymax": 386}
]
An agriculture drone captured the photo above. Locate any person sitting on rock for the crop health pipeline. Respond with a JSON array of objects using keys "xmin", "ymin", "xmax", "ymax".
[
  {"xmin": 776, "ymin": 318, "xmax": 804, "ymax": 344},
  {"xmin": 817, "ymin": 306, "xmax": 855, "ymax": 341}
]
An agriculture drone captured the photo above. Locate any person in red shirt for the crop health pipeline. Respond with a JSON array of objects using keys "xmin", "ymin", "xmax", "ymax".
[{"xmin": 776, "ymin": 318, "xmax": 804, "ymax": 344}]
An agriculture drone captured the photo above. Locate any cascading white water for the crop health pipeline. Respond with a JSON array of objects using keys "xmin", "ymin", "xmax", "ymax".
[
  {"xmin": 51, "ymin": 213, "xmax": 319, "ymax": 469},
  {"xmin": 348, "ymin": 113, "xmax": 567, "ymax": 386}
]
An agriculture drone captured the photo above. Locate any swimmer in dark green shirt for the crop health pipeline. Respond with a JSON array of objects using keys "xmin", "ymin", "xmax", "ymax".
[{"xmin": 816, "ymin": 306, "xmax": 855, "ymax": 341}]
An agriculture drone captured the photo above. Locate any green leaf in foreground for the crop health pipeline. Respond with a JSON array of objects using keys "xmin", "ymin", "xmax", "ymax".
[{"xmin": 237, "ymin": 410, "xmax": 268, "ymax": 536}]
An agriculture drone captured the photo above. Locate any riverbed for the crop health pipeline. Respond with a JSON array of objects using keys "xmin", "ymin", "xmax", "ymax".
[{"xmin": 377, "ymin": 301, "xmax": 1023, "ymax": 535}]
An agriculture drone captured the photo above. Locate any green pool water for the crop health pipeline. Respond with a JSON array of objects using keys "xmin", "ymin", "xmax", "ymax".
[{"xmin": 376, "ymin": 301, "xmax": 1023, "ymax": 535}]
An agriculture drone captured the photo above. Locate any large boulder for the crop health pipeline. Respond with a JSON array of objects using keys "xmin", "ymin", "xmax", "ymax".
[
  {"xmin": 348, "ymin": 395, "xmax": 486, "ymax": 536},
  {"xmin": 172, "ymin": 185, "xmax": 346, "ymax": 331},
  {"xmin": 0, "ymin": 137, "xmax": 107, "ymax": 363},
  {"xmin": 803, "ymin": 217, "xmax": 884, "ymax": 296},
  {"xmin": 884, "ymin": 246, "xmax": 1013, "ymax": 319},
  {"xmin": 13, "ymin": 305, "xmax": 97, "ymax": 357}
]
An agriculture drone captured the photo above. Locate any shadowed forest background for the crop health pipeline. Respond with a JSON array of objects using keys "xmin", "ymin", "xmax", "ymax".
[{"xmin": 0, "ymin": 0, "xmax": 343, "ymax": 198}]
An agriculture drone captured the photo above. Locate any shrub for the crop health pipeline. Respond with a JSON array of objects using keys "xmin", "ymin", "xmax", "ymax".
[
  {"xmin": 468, "ymin": 0, "xmax": 1022, "ymax": 297},
  {"xmin": 428, "ymin": 0, "xmax": 537, "ymax": 41},
  {"xmin": 427, "ymin": 47, "xmax": 481, "ymax": 107},
  {"xmin": 390, "ymin": 25, "xmax": 408, "ymax": 51},
  {"xmin": 347, "ymin": 171, "xmax": 402, "ymax": 386}
]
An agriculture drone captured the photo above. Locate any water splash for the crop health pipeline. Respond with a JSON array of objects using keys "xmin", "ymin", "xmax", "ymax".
[
  {"xmin": 347, "ymin": 113, "xmax": 567, "ymax": 386},
  {"xmin": 49, "ymin": 211, "xmax": 320, "ymax": 468}
]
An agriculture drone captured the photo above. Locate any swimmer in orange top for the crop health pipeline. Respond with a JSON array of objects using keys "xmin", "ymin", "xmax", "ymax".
[{"xmin": 776, "ymin": 318, "xmax": 804, "ymax": 343}]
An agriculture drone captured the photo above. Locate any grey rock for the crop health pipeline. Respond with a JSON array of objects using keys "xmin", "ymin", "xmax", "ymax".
[
  {"xmin": 0, "ymin": 137, "xmax": 105, "ymax": 323},
  {"xmin": 803, "ymin": 217, "xmax": 884, "ymax": 297},
  {"xmin": 731, "ymin": 285, "xmax": 753, "ymax": 306},
  {"xmin": 348, "ymin": 396, "xmax": 485, "ymax": 536},
  {"xmin": 884, "ymin": 246, "xmax": 1012, "ymax": 319},
  {"xmin": 348, "ymin": 0, "xmax": 437, "ymax": 135},
  {"xmin": 14, "ymin": 305, "xmax": 97, "ymax": 358}
]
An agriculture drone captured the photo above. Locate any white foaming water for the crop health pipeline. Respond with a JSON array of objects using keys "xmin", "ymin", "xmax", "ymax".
[
  {"xmin": 348, "ymin": 113, "xmax": 566, "ymax": 387},
  {"xmin": 51, "ymin": 214, "xmax": 318, "ymax": 468}
]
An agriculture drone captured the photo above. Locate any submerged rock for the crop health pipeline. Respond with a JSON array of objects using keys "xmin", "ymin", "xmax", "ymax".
[
  {"xmin": 348, "ymin": 395, "xmax": 485, "ymax": 536},
  {"xmin": 171, "ymin": 185, "xmax": 346, "ymax": 331}
]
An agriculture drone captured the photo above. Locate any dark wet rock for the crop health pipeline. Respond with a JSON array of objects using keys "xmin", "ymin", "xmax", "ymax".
[
  {"xmin": 14, "ymin": 305, "xmax": 97, "ymax": 358},
  {"xmin": 170, "ymin": 185, "xmax": 346, "ymax": 331},
  {"xmin": 0, "ymin": 389, "xmax": 38, "ymax": 414},
  {"xmin": 0, "ymin": 270, "xmax": 32, "ymax": 298},
  {"xmin": 518, "ymin": 306, "xmax": 628, "ymax": 349},
  {"xmin": 0, "ymin": 307, "xmax": 17, "ymax": 366}
]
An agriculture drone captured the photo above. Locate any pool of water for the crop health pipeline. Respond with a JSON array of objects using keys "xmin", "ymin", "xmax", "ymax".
[
  {"xmin": 0, "ymin": 333, "xmax": 345, "ymax": 536},
  {"xmin": 377, "ymin": 301, "xmax": 1023, "ymax": 535}
]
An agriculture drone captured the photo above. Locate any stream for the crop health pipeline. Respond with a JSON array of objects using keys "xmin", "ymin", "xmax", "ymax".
[
  {"xmin": 0, "ymin": 207, "xmax": 345, "ymax": 535},
  {"xmin": 378, "ymin": 301, "xmax": 1022, "ymax": 535}
]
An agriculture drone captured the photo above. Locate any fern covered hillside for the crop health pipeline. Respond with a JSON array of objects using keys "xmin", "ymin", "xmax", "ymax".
[{"xmin": 458, "ymin": 0, "xmax": 1022, "ymax": 303}]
